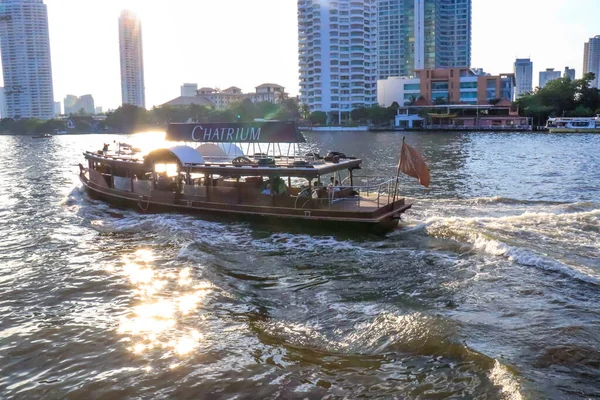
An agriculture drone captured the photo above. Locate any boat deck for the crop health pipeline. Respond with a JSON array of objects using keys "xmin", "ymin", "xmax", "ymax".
[{"xmin": 327, "ymin": 195, "xmax": 391, "ymax": 212}]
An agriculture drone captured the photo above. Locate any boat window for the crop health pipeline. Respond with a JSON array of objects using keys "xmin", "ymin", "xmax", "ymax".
[{"xmin": 154, "ymin": 163, "xmax": 178, "ymax": 177}]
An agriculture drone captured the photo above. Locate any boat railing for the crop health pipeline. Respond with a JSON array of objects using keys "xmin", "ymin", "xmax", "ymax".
[{"xmin": 294, "ymin": 178, "xmax": 398, "ymax": 210}]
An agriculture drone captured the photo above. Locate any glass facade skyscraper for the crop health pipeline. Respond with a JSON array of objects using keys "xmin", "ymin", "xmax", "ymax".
[{"xmin": 377, "ymin": 0, "xmax": 471, "ymax": 80}]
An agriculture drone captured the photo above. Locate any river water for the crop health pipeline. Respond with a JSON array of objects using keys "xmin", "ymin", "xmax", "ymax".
[{"xmin": 0, "ymin": 131, "xmax": 599, "ymax": 399}]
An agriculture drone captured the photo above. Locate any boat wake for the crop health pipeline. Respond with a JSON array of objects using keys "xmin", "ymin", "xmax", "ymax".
[{"xmin": 408, "ymin": 200, "xmax": 600, "ymax": 285}]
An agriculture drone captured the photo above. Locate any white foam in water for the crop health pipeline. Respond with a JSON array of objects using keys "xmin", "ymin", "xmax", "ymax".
[
  {"xmin": 421, "ymin": 206, "xmax": 600, "ymax": 285},
  {"xmin": 488, "ymin": 360, "xmax": 523, "ymax": 400}
]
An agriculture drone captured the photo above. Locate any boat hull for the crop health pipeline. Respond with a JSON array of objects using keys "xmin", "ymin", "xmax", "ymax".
[
  {"xmin": 548, "ymin": 128, "xmax": 600, "ymax": 133},
  {"xmin": 80, "ymin": 175, "xmax": 410, "ymax": 236}
]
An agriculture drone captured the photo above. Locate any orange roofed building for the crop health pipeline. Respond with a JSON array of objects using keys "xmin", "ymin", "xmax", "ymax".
[{"xmin": 377, "ymin": 68, "xmax": 516, "ymax": 107}]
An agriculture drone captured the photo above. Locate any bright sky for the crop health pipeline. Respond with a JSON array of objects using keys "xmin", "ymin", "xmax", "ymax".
[{"xmin": 5, "ymin": 0, "xmax": 598, "ymax": 110}]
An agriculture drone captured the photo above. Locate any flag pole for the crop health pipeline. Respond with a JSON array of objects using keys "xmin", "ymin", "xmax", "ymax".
[{"xmin": 392, "ymin": 136, "xmax": 405, "ymax": 204}]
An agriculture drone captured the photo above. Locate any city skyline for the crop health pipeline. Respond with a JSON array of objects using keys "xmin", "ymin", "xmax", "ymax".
[{"xmin": 0, "ymin": 0, "xmax": 598, "ymax": 111}]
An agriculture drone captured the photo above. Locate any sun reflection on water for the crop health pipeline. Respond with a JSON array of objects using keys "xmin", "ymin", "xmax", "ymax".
[{"xmin": 115, "ymin": 249, "xmax": 214, "ymax": 360}]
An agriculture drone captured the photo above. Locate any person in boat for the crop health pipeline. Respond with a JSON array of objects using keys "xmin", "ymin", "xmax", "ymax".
[
  {"xmin": 157, "ymin": 173, "xmax": 170, "ymax": 191},
  {"xmin": 261, "ymin": 183, "xmax": 272, "ymax": 196},
  {"xmin": 102, "ymin": 143, "xmax": 109, "ymax": 155}
]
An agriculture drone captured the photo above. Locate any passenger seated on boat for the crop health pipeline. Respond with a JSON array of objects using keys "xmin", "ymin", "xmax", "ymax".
[
  {"xmin": 261, "ymin": 183, "xmax": 272, "ymax": 195},
  {"xmin": 157, "ymin": 173, "xmax": 170, "ymax": 191},
  {"xmin": 298, "ymin": 185, "xmax": 311, "ymax": 198}
]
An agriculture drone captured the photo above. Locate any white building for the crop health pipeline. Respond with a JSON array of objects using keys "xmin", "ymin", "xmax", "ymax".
[
  {"xmin": 162, "ymin": 83, "xmax": 286, "ymax": 110},
  {"xmin": 539, "ymin": 68, "xmax": 561, "ymax": 88},
  {"xmin": 298, "ymin": 0, "xmax": 378, "ymax": 121},
  {"xmin": 563, "ymin": 66, "xmax": 575, "ymax": 81},
  {"xmin": 53, "ymin": 101, "xmax": 61, "ymax": 117},
  {"xmin": 253, "ymin": 83, "xmax": 285, "ymax": 103},
  {"xmin": 378, "ymin": 0, "xmax": 472, "ymax": 80},
  {"xmin": 95, "ymin": 106, "xmax": 103, "ymax": 114},
  {"xmin": 180, "ymin": 83, "xmax": 198, "ymax": 97},
  {"xmin": 0, "ymin": 87, "xmax": 7, "ymax": 118},
  {"xmin": 514, "ymin": 58, "xmax": 533, "ymax": 98},
  {"xmin": 0, "ymin": 0, "xmax": 54, "ymax": 120},
  {"xmin": 119, "ymin": 10, "xmax": 145, "ymax": 108},
  {"xmin": 583, "ymin": 36, "xmax": 600, "ymax": 88},
  {"xmin": 377, "ymin": 76, "xmax": 421, "ymax": 107}
]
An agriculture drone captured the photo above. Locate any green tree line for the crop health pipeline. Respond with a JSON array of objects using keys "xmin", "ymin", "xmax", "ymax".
[
  {"xmin": 515, "ymin": 72, "xmax": 600, "ymax": 124},
  {"xmin": 0, "ymin": 98, "xmax": 311, "ymax": 135}
]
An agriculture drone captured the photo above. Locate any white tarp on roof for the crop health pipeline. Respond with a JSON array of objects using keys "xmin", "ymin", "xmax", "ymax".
[
  {"xmin": 217, "ymin": 143, "xmax": 244, "ymax": 158},
  {"xmin": 196, "ymin": 143, "xmax": 244, "ymax": 161},
  {"xmin": 169, "ymin": 145, "xmax": 205, "ymax": 166},
  {"xmin": 196, "ymin": 143, "xmax": 227, "ymax": 159}
]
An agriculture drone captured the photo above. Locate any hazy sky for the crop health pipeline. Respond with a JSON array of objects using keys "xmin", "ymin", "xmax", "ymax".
[{"xmin": 3, "ymin": 0, "xmax": 598, "ymax": 110}]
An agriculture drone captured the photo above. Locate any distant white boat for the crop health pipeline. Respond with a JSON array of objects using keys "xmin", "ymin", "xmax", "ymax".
[{"xmin": 546, "ymin": 116, "xmax": 600, "ymax": 133}]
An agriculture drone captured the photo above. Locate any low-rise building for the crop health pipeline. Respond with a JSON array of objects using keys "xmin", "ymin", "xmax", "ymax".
[
  {"xmin": 162, "ymin": 83, "xmax": 287, "ymax": 109},
  {"xmin": 377, "ymin": 68, "xmax": 515, "ymax": 107}
]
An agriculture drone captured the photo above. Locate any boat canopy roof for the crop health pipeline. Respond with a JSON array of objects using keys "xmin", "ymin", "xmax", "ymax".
[
  {"xmin": 166, "ymin": 121, "xmax": 305, "ymax": 143},
  {"xmin": 145, "ymin": 145, "xmax": 205, "ymax": 167},
  {"xmin": 196, "ymin": 143, "xmax": 245, "ymax": 160}
]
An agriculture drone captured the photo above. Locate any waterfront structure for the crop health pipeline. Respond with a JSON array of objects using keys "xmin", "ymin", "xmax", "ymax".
[
  {"xmin": 0, "ymin": 0, "xmax": 54, "ymax": 120},
  {"xmin": 53, "ymin": 101, "xmax": 61, "ymax": 117},
  {"xmin": 583, "ymin": 36, "xmax": 600, "ymax": 87},
  {"xmin": 162, "ymin": 83, "xmax": 286, "ymax": 109},
  {"xmin": 377, "ymin": 67, "xmax": 515, "ymax": 107},
  {"xmin": 298, "ymin": 0, "xmax": 378, "ymax": 120},
  {"xmin": 64, "ymin": 94, "xmax": 95, "ymax": 115},
  {"xmin": 514, "ymin": 58, "xmax": 533, "ymax": 98},
  {"xmin": 378, "ymin": 0, "xmax": 472, "ymax": 80},
  {"xmin": 539, "ymin": 68, "xmax": 561, "ymax": 88},
  {"xmin": 180, "ymin": 83, "xmax": 198, "ymax": 97},
  {"xmin": 119, "ymin": 10, "xmax": 145, "ymax": 108},
  {"xmin": 563, "ymin": 66, "xmax": 575, "ymax": 80},
  {"xmin": 0, "ymin": 87, "xmax": 7, "ymax": 118}
]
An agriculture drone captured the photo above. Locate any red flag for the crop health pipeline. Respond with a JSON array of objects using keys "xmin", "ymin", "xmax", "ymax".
[{"xmin": 398, "ymin": 141, "xmax": 430, "ymax": 187}]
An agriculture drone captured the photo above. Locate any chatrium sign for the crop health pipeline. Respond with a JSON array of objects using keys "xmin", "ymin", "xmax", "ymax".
[{"xmin": 166, "ymin": 122, "xmax": 305, "ymax": 143}]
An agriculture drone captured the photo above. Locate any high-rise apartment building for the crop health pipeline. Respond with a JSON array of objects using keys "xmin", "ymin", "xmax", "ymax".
[
  {"xmin": 0, "ymin": 0, "xmax": 54, "ymax": 120},
  {"xmin": 64, "ymin": 94, "xmax": 95, "ymax": 115},
  {"xmin": 53, "ymin": 101, "xmax": 61, "ymax": 117},
  {"xmin": 0, "ymin": 87, "xmax": 7, "ymax": 118},
  {"xmin": 563, "ymin": 66, "xmax": 575, "ymax": 81},
  {"xmin": 583, "ymin": 36, "xmax": 600, "ymax": 88},
  {"xmin": 377, "ymin": 0, "xmax": 471, "ymax": 80},
  {"xmin": 514, "ymin": 58, "xmax": 533, "ymax": 98},
  {"xmin": 539, "ymin": 68, "xmax": 561, "ymax": 88},
  {"xmin": 298, "ymin": 0, "xmax": 378, "ymax": 119},
  {"xmin": 119, "ymin": 10, "xmax": 145, "ymax": 108}
]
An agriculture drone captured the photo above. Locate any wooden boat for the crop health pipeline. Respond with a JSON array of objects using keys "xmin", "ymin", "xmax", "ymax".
[{"xmin": 79, "ymin": 122, "xmax": 413, "ymax": 234}]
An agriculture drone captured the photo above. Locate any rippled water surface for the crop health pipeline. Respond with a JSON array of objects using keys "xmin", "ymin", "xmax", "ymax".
[{"xmin": 1, "ymin": 131, "xmax": 599, "ymax": 399}]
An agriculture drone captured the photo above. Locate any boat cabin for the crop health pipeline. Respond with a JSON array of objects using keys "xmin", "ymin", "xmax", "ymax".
[{"xmin": 80, "ymin": 121, "xmax": 410, "ymax": 232}]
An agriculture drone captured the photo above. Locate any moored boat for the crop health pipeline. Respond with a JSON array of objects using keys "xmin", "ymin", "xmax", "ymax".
[
  {"xmin": 79, "ymin": 122, "xmax": 428, "ymax": 234},
  {"xmin": 32, "ymin": 133, "xmax": 53, "ymax": 139},
  {"xmin": 546, "ymin": 116, "xmax": 600, "ymax": 133}
]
